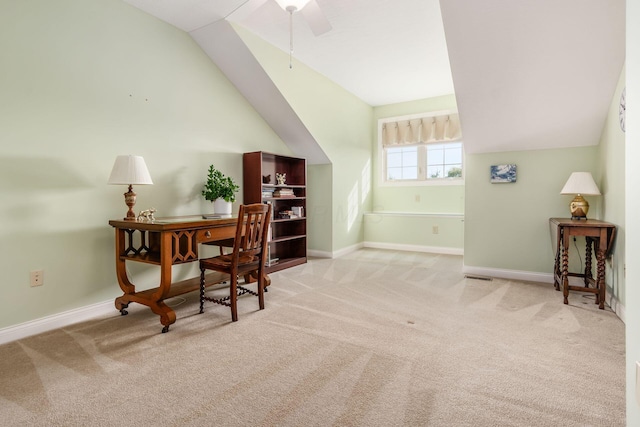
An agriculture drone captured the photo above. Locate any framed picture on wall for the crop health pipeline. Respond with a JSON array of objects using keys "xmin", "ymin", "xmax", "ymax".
[{"xmin": 491, "ymin": 164, "xmax": 517, "ymax": 183}]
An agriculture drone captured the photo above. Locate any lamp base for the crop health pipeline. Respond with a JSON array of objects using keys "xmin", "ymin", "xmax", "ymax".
[
  {"xmin": 569, "ymin": 194, "xmax": 589, "ymax": 219},
  {"xmin": 123, "ymin": 185, "xmax": 137, "ymax": 221}
]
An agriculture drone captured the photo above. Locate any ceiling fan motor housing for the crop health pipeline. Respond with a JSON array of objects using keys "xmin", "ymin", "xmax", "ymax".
[{"xmin": 275, "ymin": 0, "xmax": 312, "ymax": 13}]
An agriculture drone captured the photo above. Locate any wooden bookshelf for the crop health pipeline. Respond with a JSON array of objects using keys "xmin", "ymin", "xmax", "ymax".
[{"xmin": 243, "ymin": 151, "xmax": 307, "ymax": 273}]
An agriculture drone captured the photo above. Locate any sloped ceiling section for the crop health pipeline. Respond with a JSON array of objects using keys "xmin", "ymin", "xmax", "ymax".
[
  {"xmin": 122, "ymin": 0, "xmax": 330, "ymax": 165},
  {"xmin": 440, "ymin": 0, "xmax": 625, "ymax": 154},
  {"xmin": 190, "ymin": 20, "xmax": 330, "ymax": 165},
  {"xmin": 123, "ymin": 0, "xmax": 454, "ymax": 107}
]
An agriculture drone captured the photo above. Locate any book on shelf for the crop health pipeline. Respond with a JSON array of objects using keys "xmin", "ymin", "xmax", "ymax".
[
  {"xmin": 273, "ymin": 188, "xmax": 295, "ymax": 197},
  {"xmin": 262, "ymin": 187, "xmax": 275, "ymax": 198},
  {"xmin": 265, "ymin": 239, "xmax": 278, "ymax": 266},
  {"xmin": 278, "ymin": 210, "xmax": 300, "ymax": 219}
]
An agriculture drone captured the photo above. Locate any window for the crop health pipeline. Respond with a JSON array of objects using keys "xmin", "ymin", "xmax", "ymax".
[
  {"xmin": 426, "ymin": 142, "xmax": 463, "ymax": 179},
  {"xmin": 387, "ymin": 146, "xmax": 418, "ymax": 180},
  {"xmin": 380, "ymin": 112, "xmax": 464, "ymax": 184}
]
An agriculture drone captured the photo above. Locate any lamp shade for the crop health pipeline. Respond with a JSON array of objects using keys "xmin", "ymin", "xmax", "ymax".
[
  {"xmin": 108, "ymin": 155, "xmax": 153, "ymax": 185},
  {"xmin": 560, "ymin": 172, "xmax": 600, "ymax": 196},
  {"xmin": 275, "ymin": 0, "xmax": 311, "ymax": 11}
]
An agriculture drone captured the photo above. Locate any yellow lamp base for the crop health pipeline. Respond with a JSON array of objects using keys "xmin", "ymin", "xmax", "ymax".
[{"xmin": 569, "ymin": 194, "xmax": 589, "ymax": 219}]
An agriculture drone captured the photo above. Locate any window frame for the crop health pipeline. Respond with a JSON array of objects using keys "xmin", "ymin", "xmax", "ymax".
[{"xmin": 379, "ymin": 112, "xmax": 465, "ymax": 187}]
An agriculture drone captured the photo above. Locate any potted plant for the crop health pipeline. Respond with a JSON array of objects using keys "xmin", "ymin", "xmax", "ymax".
[{"xmin": 202, "ymin": 165, "xmax": 239, "ymax": 214}]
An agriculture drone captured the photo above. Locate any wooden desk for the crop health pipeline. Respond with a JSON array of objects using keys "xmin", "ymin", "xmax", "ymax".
[
  {"xmin": 109, "ymin": 215, "xmax": 241, "ymax": 332},
  {"xmin": 549, "ymin": 218, "xmax": 616, "ymax": 309}
]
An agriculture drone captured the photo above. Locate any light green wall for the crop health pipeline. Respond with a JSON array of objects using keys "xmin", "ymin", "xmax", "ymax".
[
  {"xmin": 597, "ymin": 65, "xmax": 626, "ymax": 307},
  {"xmin": 234, "ymin": 26, "xmax": 374, "ymax": 253},
  {"xmin": 363, "ymin": 213, "xmax": 463, "ymax": 251},
  {"xmin": 364, "ymin": 96, "xmax": 464, "ymax": 251},
  {"xmin": 0, "ymin": 0, "xmax": 291, "ymax": 329},
  {"xmin": 372, "ymin": 95, "xmax": 464, "ymax": 213},
  {"xmin": 626, "ymin": 0, "xmax": 640, "ymax": 422},
  {"xmin": 464, "ymin": 147, "xmax": 599, "ymax": 273},
  {"xmin": 307, "ymin": 164, "xmax": 333, "ymax": 253}
]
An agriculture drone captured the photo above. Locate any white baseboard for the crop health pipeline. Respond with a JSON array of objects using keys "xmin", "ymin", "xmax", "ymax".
[
  {"xmin": 307, "ymin": 249, "xmax": 333, "ymax": 258},
  {"xmin": 606, "ymin": 291, "xmax": 626, "ymax": 323},
  {"xmin": 364, "ymin": 241, "xmax": 464, "ymax": 256},
  {"xmin": 463, "ymin": 265, "xmax": 554, "ymax": 284},
  {"xmin": 0, "ymin": 300, "xmax": 114, "ymax": 345},
  {"xmin": 333, "ymin": 243, "xmax": 364, "ymax": 258},
  {"xmin": 308, "ymin": 243, "xmax": 364, "ymax": 259}
]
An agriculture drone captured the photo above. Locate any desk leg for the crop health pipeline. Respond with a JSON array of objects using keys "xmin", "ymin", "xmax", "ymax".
[
  {"xmin": 113, "ymin": 230, "xmax": 178, "ymax": 333},
  {"xmin": 152, "ymin": 231, "xmax": 176, "ymax": 332},
  {"xmin": 114, "ymin": 228, "xmax": 134, "ymax": 315},
  {"xmin": 561, "ymin": 234, "xmax": 570, "ymax": 305},
  {"xmin": 116, "ymin": 291, "xmax": 176, "ymax": 332}
]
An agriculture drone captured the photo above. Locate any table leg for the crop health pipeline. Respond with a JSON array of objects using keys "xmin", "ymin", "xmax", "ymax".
[
  {"xmin": 596, "ymin": 247, "xmax": 606, "ymax": 310},
  {"xmin": 562, "ymin": 232, "xmax": 570, "ymax": 305},
  {"xmin": 585, "ymin": 237, "xmax": 593, "ymax": 286},
  {"xmin": 554, "ymin": 227, "xmax": 562, "ymax": 291}
]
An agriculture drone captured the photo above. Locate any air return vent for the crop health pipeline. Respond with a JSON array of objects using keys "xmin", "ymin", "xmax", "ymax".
[{"xmin": 464, "ymin": 274, "xmax": 493, "ymax": 281}]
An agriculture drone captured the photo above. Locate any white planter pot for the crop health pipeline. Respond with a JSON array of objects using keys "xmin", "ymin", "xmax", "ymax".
[{"xmin": 213, "ymin": 198, "xmax": 232, "ymax": 214}]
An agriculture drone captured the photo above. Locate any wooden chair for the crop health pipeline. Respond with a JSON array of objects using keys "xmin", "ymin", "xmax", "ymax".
[{"xmin": 199, "ymin": 203, "xmax": 272, "ymax": 321}]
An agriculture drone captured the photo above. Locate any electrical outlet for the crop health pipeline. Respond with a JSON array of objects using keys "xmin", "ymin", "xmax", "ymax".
[
  {"xmin": 432, "ymin": 225, "xmax": 439, "ymax": 234},
  {"xmin": 30, "ymin": 270, "xmax": 44, "ymax": 287},
  {"xmin": 415, "ymin": 194, "xmax": 420, "ymax": 202}
]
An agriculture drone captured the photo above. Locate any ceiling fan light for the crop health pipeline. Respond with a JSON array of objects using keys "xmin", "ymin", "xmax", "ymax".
[{"xmin": 275, "ymin": 0, "xmax": 312, "ymax": 12}]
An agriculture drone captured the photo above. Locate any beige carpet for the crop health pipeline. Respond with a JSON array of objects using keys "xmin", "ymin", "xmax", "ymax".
[{"xmin": 0, "ymin": 249, "xmax": 625, "ymax": 426}]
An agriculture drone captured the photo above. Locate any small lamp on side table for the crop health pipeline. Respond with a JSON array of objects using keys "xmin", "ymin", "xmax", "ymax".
[
  {"xmin": 560, "ymin": 172, "xmax": 601, "ymax": 219},
  {"xmin": 108, "ymin": 155, "xmax": 153, "ymax": 221}
]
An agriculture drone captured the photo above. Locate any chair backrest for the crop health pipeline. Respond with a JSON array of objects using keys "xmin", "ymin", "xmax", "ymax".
[{"xmin": 231, "ymin": 203, "xmax": 272, "ymax": 265}]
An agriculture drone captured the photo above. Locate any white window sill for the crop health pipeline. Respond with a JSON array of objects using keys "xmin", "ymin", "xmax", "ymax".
[{"xmin": 380, "ymin": 179, "xmax": 465, "ymax": 187}]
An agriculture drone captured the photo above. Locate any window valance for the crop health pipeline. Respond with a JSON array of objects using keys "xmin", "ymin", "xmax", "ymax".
[{"xmin": 382, "ymin": 113, "xmax": 462, "ymax": 147}]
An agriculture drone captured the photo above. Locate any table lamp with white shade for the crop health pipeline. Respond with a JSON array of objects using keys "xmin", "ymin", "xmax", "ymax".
[
  {"xmin": 108, "ymin": 155, "xmax": 153, "ymax": 220},
  {"xmin": 560, "ymin": 172, "xmax": 601, "ymax": 219}
]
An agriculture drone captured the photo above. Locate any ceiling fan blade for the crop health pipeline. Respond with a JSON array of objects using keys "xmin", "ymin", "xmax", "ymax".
[{"xmin": 300, "ymin": 0, "xmax": 332, "ymax": 36}]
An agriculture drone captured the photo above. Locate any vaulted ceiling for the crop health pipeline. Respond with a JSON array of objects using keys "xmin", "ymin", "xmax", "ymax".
[{"xmin": 123, "ymin": 0, "xmax": 625, "ymax": 156}]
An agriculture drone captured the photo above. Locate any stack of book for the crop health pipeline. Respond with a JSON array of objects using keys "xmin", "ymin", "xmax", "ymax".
[
  {"xmin": 262, "ymin": 187, "xmax": 275, "ymax": 199},
  {"xmin": 273, "ymin": 188, "xmax": 295, "ymax": 198}
]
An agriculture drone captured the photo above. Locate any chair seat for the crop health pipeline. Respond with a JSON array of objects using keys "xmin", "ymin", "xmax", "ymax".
[{"xmin": 201, "ymin": 253, "xmax": 258, "ymax": 267}]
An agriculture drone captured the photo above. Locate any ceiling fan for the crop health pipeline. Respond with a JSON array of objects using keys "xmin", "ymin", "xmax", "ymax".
[
  {"xmin": 231, "ymin": 0, "xmax": 332, "ymax": 68},
  {"xmin": 235, "ymin": 0, "xmax": 332, "ymax": 36}
]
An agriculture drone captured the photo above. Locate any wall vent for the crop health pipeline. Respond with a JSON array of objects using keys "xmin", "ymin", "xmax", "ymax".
[{"xmin": 464, "ymin": 274, "xmax": 493, "ymax": 281}]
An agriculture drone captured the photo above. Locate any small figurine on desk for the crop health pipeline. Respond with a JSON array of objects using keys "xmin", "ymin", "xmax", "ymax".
[
  {"xmin": 276, "ymin": 173, "xmax": 286, "ymax": 185},
  {"xmin": 137, "ymin": 208, "xmax": 156, "ymax": 222},
  {"xmin": 262, "ymin": 174, "xmax": 271, "ymax": 184}
]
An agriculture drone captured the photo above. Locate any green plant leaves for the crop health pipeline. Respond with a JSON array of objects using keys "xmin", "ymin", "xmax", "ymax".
[{"xmin": 202, "ymin": 165, "xmax": 239, "ymax": 203}]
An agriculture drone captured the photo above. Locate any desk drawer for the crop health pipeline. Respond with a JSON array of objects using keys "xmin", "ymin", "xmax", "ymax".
[{"xmin": 196, "ymin": 227, "xmax": 234, "ymax": 243}]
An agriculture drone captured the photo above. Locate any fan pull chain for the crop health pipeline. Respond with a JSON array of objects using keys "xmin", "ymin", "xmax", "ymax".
[{"xmin": 288, "ymin": 9, "xmax": 294, "ymax": 69}]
